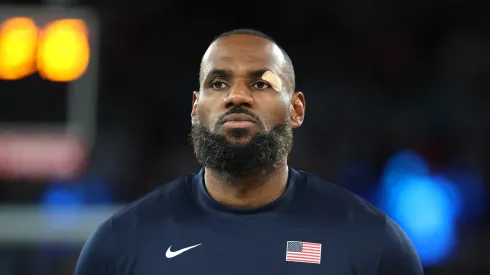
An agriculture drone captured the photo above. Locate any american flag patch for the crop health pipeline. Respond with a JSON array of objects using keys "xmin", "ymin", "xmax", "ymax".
[{"xmin": 286, "ymin": 241, "xmax": 322, "ymax": 264}]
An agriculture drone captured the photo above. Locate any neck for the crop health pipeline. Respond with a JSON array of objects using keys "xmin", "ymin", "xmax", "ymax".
[{"xmin": 203, "ymin": 163, "xmax": 289, "ymax": 208}]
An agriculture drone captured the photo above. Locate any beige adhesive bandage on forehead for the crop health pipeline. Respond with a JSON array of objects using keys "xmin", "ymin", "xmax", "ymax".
[{"xmin": 261, "ymin": 70, "xmax": 282, "ymax": 92}]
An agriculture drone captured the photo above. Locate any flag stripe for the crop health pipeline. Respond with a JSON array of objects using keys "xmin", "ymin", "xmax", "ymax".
[
  {"xmin": 286, "ymin": 255, "xmax": 321, "ymax": 259},
  {"xmin": 287, "ymin": 253, "xmax": 320, "ymax": 257},
  {"xmin": 286, "ymin": 254, "xmax": 321, "ymax": 258},
  {"xmin": 287, "ymin": 258, "xmax": 321, "ymax": 261}
]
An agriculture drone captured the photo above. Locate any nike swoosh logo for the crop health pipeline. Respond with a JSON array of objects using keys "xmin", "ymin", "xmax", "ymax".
[{"xmin": 166, "ymin": 244, "xmax": 202, "ymax": 258}]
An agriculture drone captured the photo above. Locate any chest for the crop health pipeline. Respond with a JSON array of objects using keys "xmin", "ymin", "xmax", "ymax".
[{"xmin": 118, "ymin": 219, "xmax": 376, "ymax": 275}]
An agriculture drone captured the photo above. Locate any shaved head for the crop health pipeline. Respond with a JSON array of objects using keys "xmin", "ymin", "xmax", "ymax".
[{"xmin": 200, "ymin": 29, "xmax": 295, "ymax": 93}]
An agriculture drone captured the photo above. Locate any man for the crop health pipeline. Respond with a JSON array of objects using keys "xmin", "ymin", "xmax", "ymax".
[{"xmin": 75, "ymin": 29, "xmax": 423, "ymax": 275}]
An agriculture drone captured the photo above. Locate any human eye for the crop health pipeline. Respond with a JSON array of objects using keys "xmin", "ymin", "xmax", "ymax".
[
  {"xmin": 252, "ymin": 81, "xmax": 271, "ymax": 89},
  {"xmin": 210, "ymin": 80, "xmax": 228, "ymax": 90}
]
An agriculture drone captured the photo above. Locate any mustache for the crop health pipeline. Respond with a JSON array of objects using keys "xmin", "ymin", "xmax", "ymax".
[{"xmin": 217, "ymin": 107, "xmax": 261, "ymax": 124}]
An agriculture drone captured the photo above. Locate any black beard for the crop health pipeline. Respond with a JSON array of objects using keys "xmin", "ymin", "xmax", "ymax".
[{"xmin": 191, "ymin": 121, "xmax": 293, "ymax": 181}]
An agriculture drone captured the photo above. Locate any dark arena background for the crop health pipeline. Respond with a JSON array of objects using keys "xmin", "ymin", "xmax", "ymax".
[{"xmin": 0, "ymin": 0, "xmax": 489, "ymax": 274}]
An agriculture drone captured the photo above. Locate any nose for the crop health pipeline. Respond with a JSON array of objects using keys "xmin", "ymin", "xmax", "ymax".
[{"xmin": 223, "ymin": 81, "xmax": 253, "ymax": 108}]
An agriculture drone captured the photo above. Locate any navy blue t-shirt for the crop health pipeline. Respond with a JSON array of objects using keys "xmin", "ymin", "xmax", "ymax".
[{"xmin": 75, "ymin": 168, "xmax": 423, "ymax": 275}]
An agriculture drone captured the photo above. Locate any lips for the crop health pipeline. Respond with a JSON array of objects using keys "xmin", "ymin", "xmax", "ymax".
[{"xmin": 220, "ymin": 113, "xmax": 256, "ymax": 124}]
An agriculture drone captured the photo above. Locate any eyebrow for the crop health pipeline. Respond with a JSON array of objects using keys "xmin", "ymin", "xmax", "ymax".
[{"xmin": 205, "ymin": 68, "xmax": 270, "ymax": 81}]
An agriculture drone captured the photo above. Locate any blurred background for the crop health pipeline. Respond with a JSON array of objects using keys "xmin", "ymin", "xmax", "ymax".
[{"xmin": 0, "ymin": 0, "xmax": 489, "ymax": 274}]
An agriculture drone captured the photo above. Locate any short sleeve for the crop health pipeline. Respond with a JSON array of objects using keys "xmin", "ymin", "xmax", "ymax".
[{"xmin": 377, "ymin": 217, "xmax": 424, "ymax": 275}]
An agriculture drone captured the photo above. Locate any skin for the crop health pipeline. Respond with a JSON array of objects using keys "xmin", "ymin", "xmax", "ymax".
[{"xmin": 191, "ymin": 34, "xmax": 306, "ymax": 208}]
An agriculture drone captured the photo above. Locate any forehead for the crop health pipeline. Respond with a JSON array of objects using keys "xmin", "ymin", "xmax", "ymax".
[{"xmin": 201, "ymin": 34, "xmax": 286, "ymax": 76}]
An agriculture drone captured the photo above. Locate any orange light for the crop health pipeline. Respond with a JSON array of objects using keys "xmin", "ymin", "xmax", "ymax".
[
  {"xmin": 37, "ymin": 19, "xmax": 90, "ymax": 82},
  {"xmin": 0, "ymin": 17, "xmax": 38, "ymax": 80}
]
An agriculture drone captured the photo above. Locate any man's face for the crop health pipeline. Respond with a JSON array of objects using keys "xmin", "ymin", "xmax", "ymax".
[{"xmin": 191, "ymin": 34, "xmax": 305, "ymax": 178}]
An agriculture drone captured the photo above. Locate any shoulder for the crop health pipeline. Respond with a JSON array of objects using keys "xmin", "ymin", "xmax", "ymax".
[
  {"xmin": 91, "ymin": 173, "xmax": 196, "ymax": 248},
  {"xmin": 75, "ymin": 174, "xmax": 198, "ymax": 274},
  {"xmin": 295, "ymin": 171, "xmax": 422, "ymax": 273},
  {"xmin": 297, "ymin": 170, "xmax": 387, "ymax": 226},
  {"xmin": 111, "ymin": 173, "xmax": 196, "ymax": 230},
  {"xmin": 377, "ymin": 216, "xmax": 423, "ymax": 274}
]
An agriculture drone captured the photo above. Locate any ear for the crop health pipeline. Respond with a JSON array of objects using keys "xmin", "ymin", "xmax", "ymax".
[
  {"xmin": 290, "ymin": 91, "xmax": 305, "ymax": 128},
  {"xmin": 191, "ymin": 91, "xmax": 199, "ymax": 121}
]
